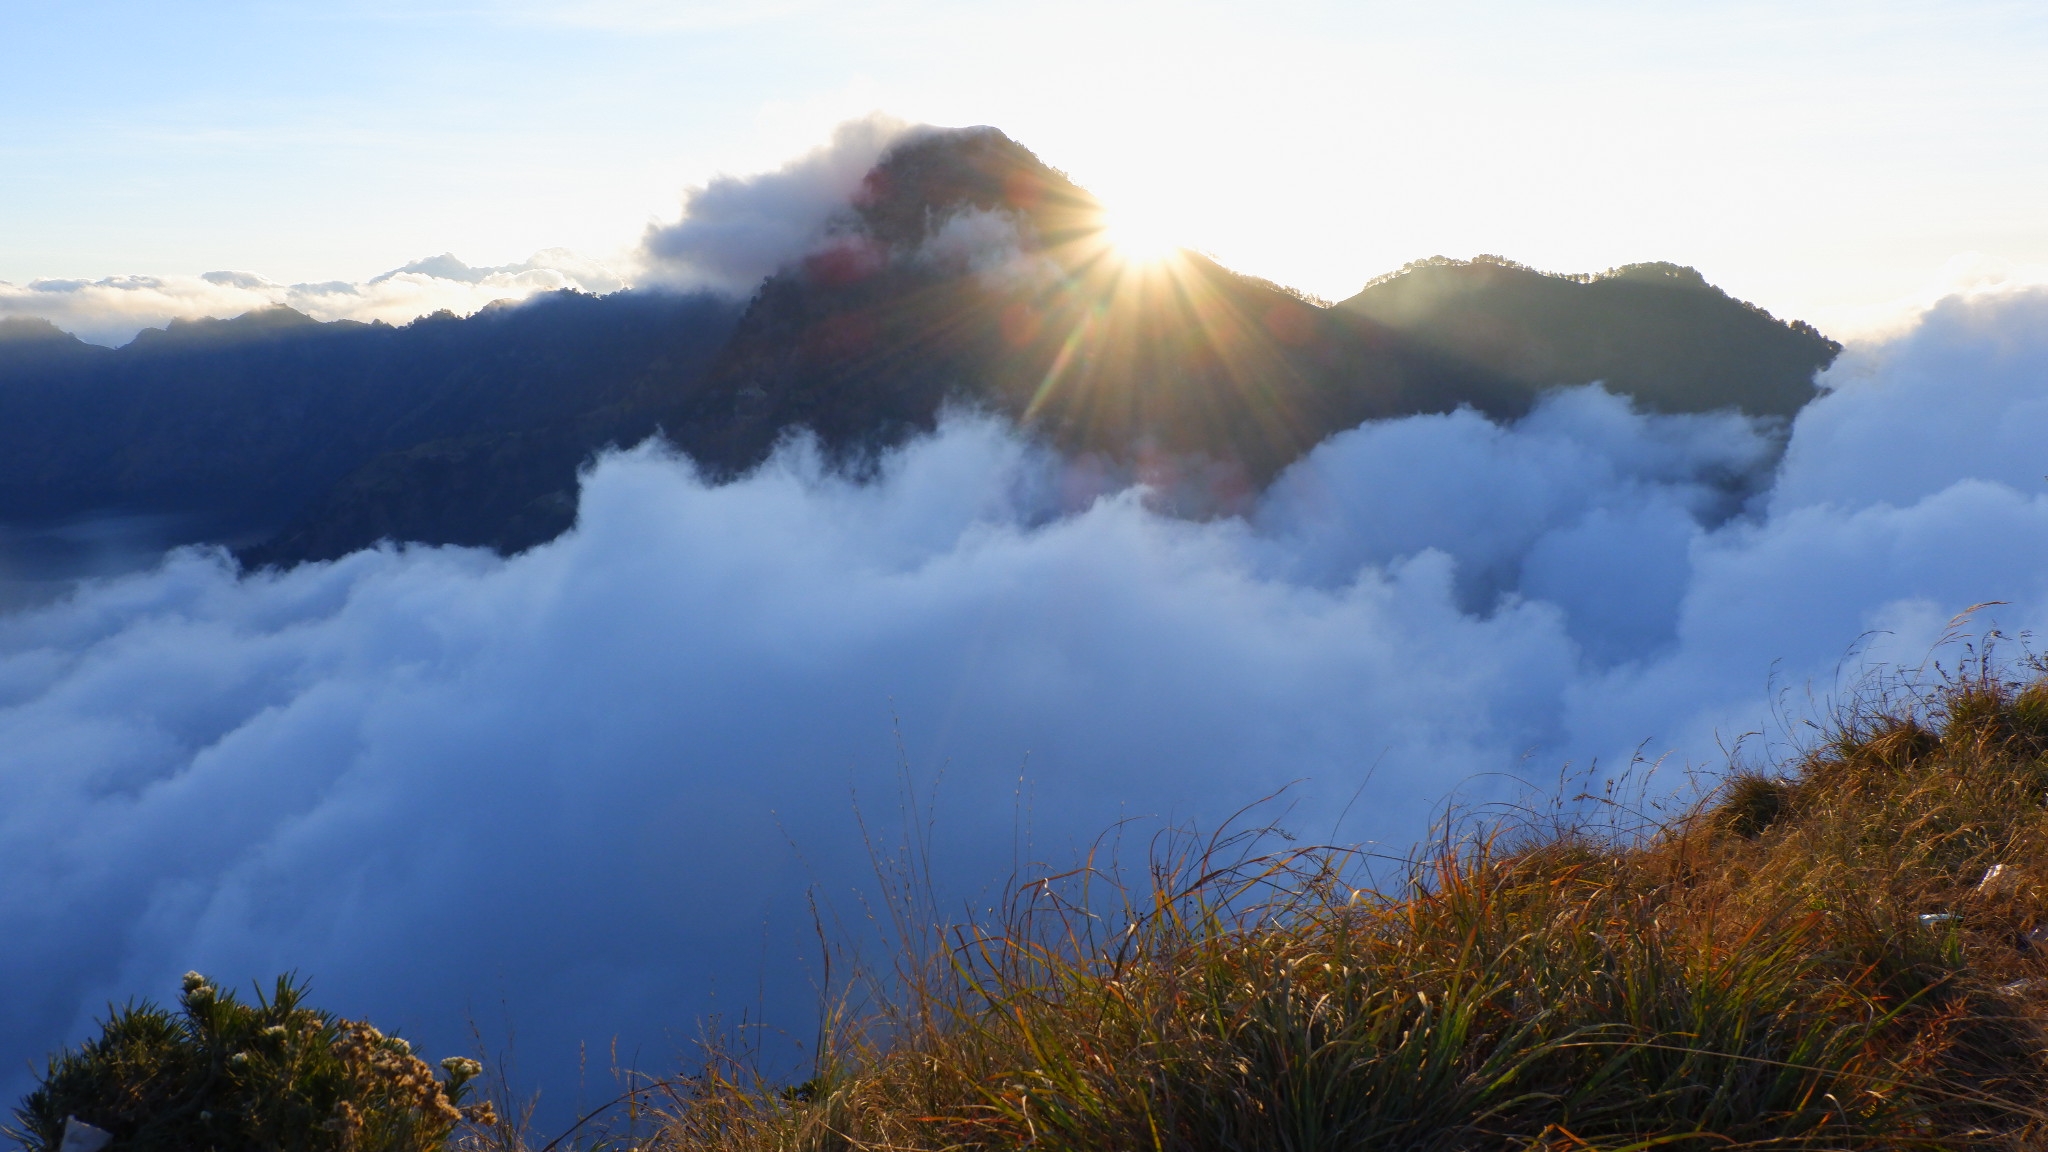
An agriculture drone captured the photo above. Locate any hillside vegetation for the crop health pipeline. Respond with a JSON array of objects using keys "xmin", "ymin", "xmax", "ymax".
[
  {"xmin": 9, "ymin": 973, "xmax": 493, "ymax": 1152},
  {"xmin": 584, "ymin": 664, "xmax": 2048, "ymax": 1152}
]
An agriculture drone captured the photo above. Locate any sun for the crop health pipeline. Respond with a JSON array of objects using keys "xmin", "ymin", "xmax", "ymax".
[{"xmin": 1099, "ymin": 206, "xmax": 1181, "ymax": 267}]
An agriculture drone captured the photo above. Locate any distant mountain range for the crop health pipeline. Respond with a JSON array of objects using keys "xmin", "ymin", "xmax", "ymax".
[{"xmin": 0, "ymin": 127, "xmax": 1840, "ymax": 568}]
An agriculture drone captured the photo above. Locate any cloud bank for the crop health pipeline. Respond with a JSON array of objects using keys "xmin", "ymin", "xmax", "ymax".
[
  {"xmin": 0, "ymin": 250, "xmax": 627, "ymax": 347},
  {"xmin": 6, "ymin": 287, "xmax": 2048, "ymax": 1118}
]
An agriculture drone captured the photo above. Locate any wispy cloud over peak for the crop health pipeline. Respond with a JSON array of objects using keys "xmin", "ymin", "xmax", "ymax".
[{"xmin": 637, "ymin": 112, "xmax": 918, "ymax": 294}]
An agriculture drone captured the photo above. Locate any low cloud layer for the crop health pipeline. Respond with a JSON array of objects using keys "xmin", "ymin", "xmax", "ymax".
[
  {"xmin": 637, "ymin": 113, "xmax": 915, "ymax": 292},
  {"xmin": 5, "ymin": 287, "xmax": 2048, "ymax": 1117},
  {"xmin": 0, "ymin": 250, "xmax": 626, "ymax": 347}
]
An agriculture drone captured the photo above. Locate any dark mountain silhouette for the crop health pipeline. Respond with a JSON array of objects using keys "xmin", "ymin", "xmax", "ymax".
[
  {"xmin": 0, "ymin": 317, "xmax": 113, "ymax": 376},
  {"xmin": 0, "ymin": 292, "xmax": 740, "ymax": 558},
  {"xmin": 643, "ymin": 127, "xmax": 1837, "ymax": 498},
  {"xmin": 0, "ymin": 126, "xmax": 1841, "ymax": 569},
  {"xmin": 1336, "ymin": 256, "xmax": 1839, "ymax": 418},
  {"xmin": 654, "ymin": 128, "xmax": 1528, "ymax": 502}
]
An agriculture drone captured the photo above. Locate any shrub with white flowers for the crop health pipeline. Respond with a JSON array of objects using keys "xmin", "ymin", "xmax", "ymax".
[{"xmin": 6, "ymin": 973, "xmax": 494, "ymax": 1152}]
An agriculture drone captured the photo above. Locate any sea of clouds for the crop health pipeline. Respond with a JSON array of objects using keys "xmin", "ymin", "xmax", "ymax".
[{"xmin": 4, "ymin": 283, "xmax": 2048, "ymax": 1116}]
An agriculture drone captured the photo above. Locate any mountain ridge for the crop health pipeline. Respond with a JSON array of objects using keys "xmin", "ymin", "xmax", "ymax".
[
  {"xmin": 1338, "ymin": 254, "xmax": 1837, "ymax": 418},
  {"xmin": 0, "ymin": 126, "xmax": 1842, "ymax": 569}
]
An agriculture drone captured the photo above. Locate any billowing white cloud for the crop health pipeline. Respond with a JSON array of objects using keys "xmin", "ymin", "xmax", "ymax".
[
  {"xmin": 5, "ymin": 287, "xmax": 2048, "ymax": 1124},
  {"xmin": 0, "ymin": 250, "xmax": 626, "ymax": 347},
  {"xmin": 912, "ymin": 205, "xmax": 1063, "ymax": 294},
  {"xmin": 638, "ymin": 113, "xmax": 916, "ymax": 293},
  {"xmin": 1806, "ymin": 252, "xmax": 2048, "ymax": 345}
]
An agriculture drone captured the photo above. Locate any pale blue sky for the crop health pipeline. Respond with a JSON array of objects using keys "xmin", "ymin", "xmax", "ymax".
[{"xmin": 5, "ymin": 0, "xmax": 2046, "ymax": 331}]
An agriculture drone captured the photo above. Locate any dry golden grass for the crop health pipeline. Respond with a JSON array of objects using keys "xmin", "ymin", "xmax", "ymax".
[{"xmin": 477, "ymin": 666, "xmax": 2048, "ymax": 1152}]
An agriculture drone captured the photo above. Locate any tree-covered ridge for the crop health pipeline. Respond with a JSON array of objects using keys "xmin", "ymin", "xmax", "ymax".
[{"xmin": 1340, "ymin": 254, "xmax": 1839, "ymax": 418}]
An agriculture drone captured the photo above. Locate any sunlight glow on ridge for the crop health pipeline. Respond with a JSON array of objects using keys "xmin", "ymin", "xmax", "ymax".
[{"xmin": 1100, "ymin": 206, "xmax": 1181, "ymax": 267}]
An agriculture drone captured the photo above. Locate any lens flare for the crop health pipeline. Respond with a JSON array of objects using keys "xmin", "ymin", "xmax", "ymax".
[{"xmin": 1100, "ymin": 207, "xmax": 1180, "ymax": 266}]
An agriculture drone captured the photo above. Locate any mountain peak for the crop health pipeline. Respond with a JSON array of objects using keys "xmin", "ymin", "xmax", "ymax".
[
  {"xmin": 127, "ymin": 305, "xmax": 322, "ymax": 349},
  {"xmin": 0, "ymin": 316, "xmax": 84, "ymax": 345},
  {"xmin": 848, "ymin": 126, "xmax": 1098, "ymax": 253}
]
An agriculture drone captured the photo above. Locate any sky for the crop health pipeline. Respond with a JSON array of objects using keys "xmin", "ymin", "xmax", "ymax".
[{"xmin": 5, "ymin": 0, "xmax": 2048, "ymax": 337}]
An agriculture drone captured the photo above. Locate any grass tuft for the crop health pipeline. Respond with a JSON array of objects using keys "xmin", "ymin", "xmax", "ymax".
[{"xmin": 600, "ymin": 667, "xmax": 2048, "ymax": 1152}]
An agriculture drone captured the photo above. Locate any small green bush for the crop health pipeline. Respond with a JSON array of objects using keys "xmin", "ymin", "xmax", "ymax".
[{"xmin": 7, "ymin": 972, "xmax": 493, "ymax": 1152}]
